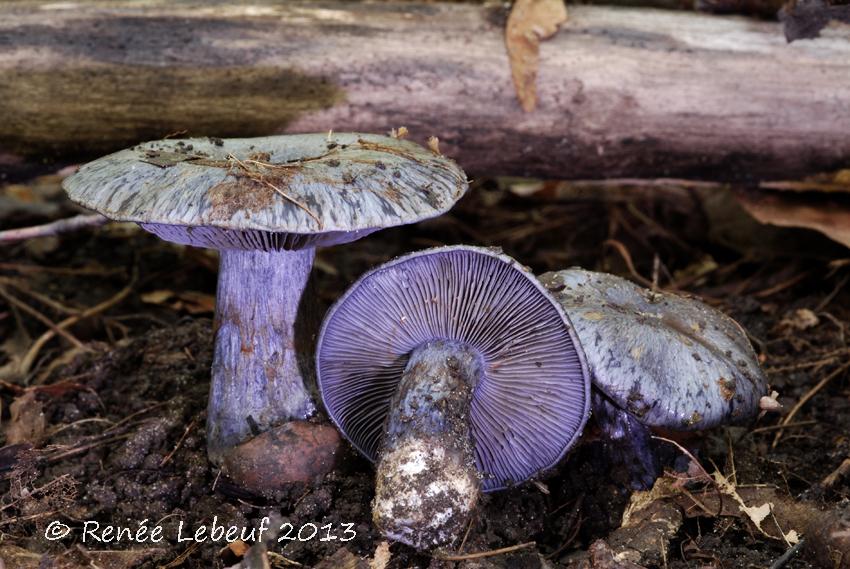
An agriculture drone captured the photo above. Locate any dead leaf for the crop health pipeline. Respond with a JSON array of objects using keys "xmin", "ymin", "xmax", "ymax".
[
  {"xmin": 370, "ymin": 542, "xmax": 391, "ymax": 569},
  {"xmin": 226, "ymin": 540, "xmax": 250, "ymax": 559},
  {"xmin": 141, "ymin": 290, "xmax": 216, "ymax": 315},
  {"xmin": 612, "ymin": 477, "xmax": 683, "ymax": 566},
  {"xmin": 506, "ymin": 0, "xmax": 568, "ymax": 112},
  {"xmin": 734, "ymin": 187, "xmax": 850, "ymax": 249},
  {"xmin": 761, "ymin": 169, "xmax": 850, "ymax": 194},
  {"xmin": 4, "ymin": 391, "xmax": 46, "ymax": 445},
  {"xmin": 712, "ymin": 470, "xmax": 799, "ymax": 544},
  {"xmin": 779, "ymin": 308, "xmax": 820, "ymax": 331}
]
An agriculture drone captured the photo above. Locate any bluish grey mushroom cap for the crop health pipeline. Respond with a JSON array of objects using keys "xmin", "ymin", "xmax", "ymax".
[
  {"xmin": 317, "ymin": 246, "xmax": 591, "ymax": 491},
  {"xmin": 539, "ymin": 268, "xmax": 768, "ymax": 430},
  {"xmin": 62, "ymin": 133, "xmax": 468, "ymax": 250}
]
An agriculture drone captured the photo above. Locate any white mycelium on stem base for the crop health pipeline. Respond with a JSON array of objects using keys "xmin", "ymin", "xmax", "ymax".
[
  {"xmin": 62, "ymin": 133, "xmax": 468, "ymax": 475},
  {"xmin": 207, "ymin": 248, "xmax": 315, "ymax": 461},
  {"xmin": 373, "ymin": 340, "xmax": 481, "ymax": 548},
  {"xmin": 318, "ymin": 246, "xmax": 591, "ymax": 549}
]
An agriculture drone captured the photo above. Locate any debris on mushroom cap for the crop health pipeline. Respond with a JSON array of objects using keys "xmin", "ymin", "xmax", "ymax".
[
  {"xmin": 62, "ymin": 133, "xmax": 468, "ymax": 250},
  {"xmin": 539, "ymin": 268, "xmax": 768, "ymax": 430},
  {"xmin": 317, "ymin": 245, "xmax": 591, "ymax": 491}
]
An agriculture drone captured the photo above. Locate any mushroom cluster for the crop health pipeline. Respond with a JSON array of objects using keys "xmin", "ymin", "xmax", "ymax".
[
  {"xmin": 316, "ymin": 246, "xmax": 590, "ymax": 549},
  {"xmin": 63, "ymin": 133, "xmax": 468, "ymax": 488},
  {"xmin": 539, "ymin": 268, "xmax": 769, "ymax": 487}
]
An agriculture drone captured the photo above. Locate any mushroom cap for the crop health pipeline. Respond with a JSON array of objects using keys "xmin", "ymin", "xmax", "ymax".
[
  {"xmin": 62, "ymin": 133, "xmax": 467, "ymax": 250},
  {"xmin": 539, "ymin": 268, "xmax": 768, "ymax": 430},
  {"xmin": 317, "ymin": 246, "xmax": 591, "ymax": 492}
]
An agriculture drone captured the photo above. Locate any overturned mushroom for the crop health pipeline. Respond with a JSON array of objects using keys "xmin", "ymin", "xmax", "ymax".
[
  {"xmin": 317, "ymin": 246, "xmax": 590, "ymax": 549},
  {"xmin": 539, "ymin": 268, "xmax": 769, "ymax": 488},
  {"xmin": 62, "ymin": 133, "xmax": 467, "ymax": 487}
]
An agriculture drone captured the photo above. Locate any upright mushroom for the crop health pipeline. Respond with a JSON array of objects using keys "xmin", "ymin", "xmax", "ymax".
[
  {"xmin": 539, "ymin": 268, "xmax": 769, "ymax": 488},
  {"xmin": 62, "ymin": 133, "xmax": 468, "ymax": 484},
  {"xmin": 317, "ymin": 246, "xmax": 590, "ymax": 549}
]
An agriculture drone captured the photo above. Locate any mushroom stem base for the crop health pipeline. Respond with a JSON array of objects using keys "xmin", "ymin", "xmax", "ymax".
[
  {"xmin": 372, "ymin": 340, "xmax": 481, "ymax": 550},
  {"xmin": 592, "ymin": 390, "xmax": 660, "ymax": 490},
  {"xmin": 207, "ymin": 247, "xmax": 317, "ymax": 464}
]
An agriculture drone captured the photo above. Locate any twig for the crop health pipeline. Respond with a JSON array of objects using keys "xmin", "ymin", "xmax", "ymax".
[
  {"xmin": 768, "ymin": 539, "xmax": 805, "ymax": 569},
  {"xmin": 267, "ymin": 551, "xmax": 303, "ymax": 567},
  {"xmin": 225, "ymin": 154, "xmax": 323, "ymax": 229},
  {"xmin": 821, "ymin": 457, "xmax": 850, "ymax": 489},
  {"xmin": 43, "ymin": 434, "xmax": 131, "ymax": 462},
  {"xmin": 102, "ymin": 402, "xmax": 167, "ymax": 433},
  {"xmin": 771, "ymin": 360, "xmax": 850, "ymax": 449},
  {"xmin": 435, "ymin": 541, "xmax": 535, "ymax": 561},
  {"xmin": 20, "ymin": 265, "xmax": 138, "ymax": 377},
  {"xmin": 0, "ymin": 263, "xmax": 123, "ymax": 276},
  {"xmin": 0, "ymin": 214, "xmax": 108, "ymax": 243},
  {"xmin": 753, "ymin": 271, "xmax": 811, "ymax": 299},
  {"xmin": 0, "ymin": 509, "xmax": 62, "ymax": 527},
  {"xmin": 603, "ymin": 239, "xmax": 654, "ymax": 288},
  {"xmin": 0, "ymin": 277, "xmax": 81, "ymax": 315},
  {"xmin": 815, "ymin": 273, "xmax": 849, "ymax": 312},
  {"xmin": 652, "ymin": 436, "xmax": 723, "ymax": 517},
  {"xmin": 545, "ymin": 510, "xmax": 583, "ymax": 560},
  {"xmin": 160, "ymin": 541, "xmax": 202, "ymax": 568},
  {"xmin": 160, "ymin": 419, "xmax": 197, "ymax": 467},
  {"xmin": 457, "ymin": 513, "xmax": 475, "ymax": 553},
  {"xmin": 749, "ymin": 421, "xmax": 816, "ymax": 434},
  {"xmin": 0, "ymin": 286, "xmax": 85, "ymax": 349}
]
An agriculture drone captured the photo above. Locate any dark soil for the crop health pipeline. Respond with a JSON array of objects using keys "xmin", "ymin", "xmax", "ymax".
[{"xmin": 1, "ymin": 174, "xmax": 849, "ymax": 569}]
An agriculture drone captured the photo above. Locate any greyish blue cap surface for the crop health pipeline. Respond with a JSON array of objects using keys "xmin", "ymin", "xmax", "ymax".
[
  {"xmin": 62, "ymin": 132, "xmax": 468, "ymax": 250},
  {"xmin": 539, "ymin": 268, "xmax": 768, "ymax": 430}
]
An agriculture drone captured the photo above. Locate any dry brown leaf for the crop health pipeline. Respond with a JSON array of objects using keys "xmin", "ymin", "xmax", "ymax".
[
  {"xmin": 369, "ymin": 542, "xmax": 391, "ymax": 569},
  {"xmin": 712, "ymin": 470, "xmax": 799, "ymax": 544},
  {"xmin": 506, "ymin": 0, "xmax": 568, "ymax": 112},
  {"xmin": 141, "ymin": 289, "xmax": 216, "ymax": 314},
  {"xmin": 734, "ymin": 188, "xmax": 850, "ymax": 249},
  {"xmin": 227, "ymin": 540, "xmax": 250, "ymax": 558},
  {"xmin": 4, "ymin": 390, "xmax": 46, "ymax": 445}
]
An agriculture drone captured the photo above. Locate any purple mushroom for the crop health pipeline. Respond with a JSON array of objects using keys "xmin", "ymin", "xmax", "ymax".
[
  {"xmin": 539, "ymin": 268, "xmax": 769, "ymax": 488},
  {"xmin": 317, "ymin": 246, "xmax": 590, "ymax": 549},
  {"xmin": 61, "ymin": 133, "xmax": 468, "ymax": 484}
]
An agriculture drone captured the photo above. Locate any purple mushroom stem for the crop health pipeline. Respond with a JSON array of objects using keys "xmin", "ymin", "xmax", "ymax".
[
  {"xmin": 206, "ymin": 248, "xmax": 316, "ymax": 461},
  {"xmin": 374, "ymin": 340, "xmax": 481, "ymax": 547},
  {"xmin": 591, "ymin": 391, "xmax": 660, "ymax": 490}
]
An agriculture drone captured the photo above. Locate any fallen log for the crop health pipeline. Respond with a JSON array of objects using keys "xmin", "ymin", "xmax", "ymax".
[{"xmin": 2, "ymin": 2, "xmax": 850, "ymax": 181}]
